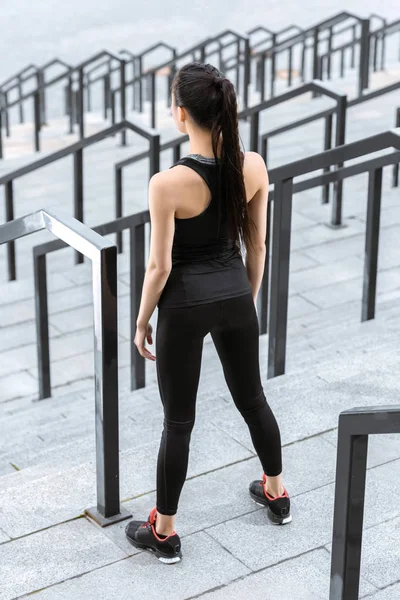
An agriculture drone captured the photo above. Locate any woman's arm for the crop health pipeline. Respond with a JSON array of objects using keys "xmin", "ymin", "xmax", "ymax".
[
  {"xmin": 244, "ymin": 152, "xmax": 269, "ymax": 304},
  {"xmin": 134, "ymin": 172, "xmax": 175, "ymax": 360}
]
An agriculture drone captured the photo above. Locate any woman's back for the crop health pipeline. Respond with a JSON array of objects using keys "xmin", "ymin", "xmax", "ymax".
[{"xmin": 156, "ymin": 151, "xmax": 259, "ymax": 309}]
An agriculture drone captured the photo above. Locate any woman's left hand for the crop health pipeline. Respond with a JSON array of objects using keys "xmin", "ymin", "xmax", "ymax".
[{"xmin": 134, "ymin": 322, "xmax": 156, "ymax": 361}]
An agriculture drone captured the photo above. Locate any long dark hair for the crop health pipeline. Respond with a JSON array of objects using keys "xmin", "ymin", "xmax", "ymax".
[{"xmin": 171, "ymin": 61, "xmax": 257, "ymax": 253}]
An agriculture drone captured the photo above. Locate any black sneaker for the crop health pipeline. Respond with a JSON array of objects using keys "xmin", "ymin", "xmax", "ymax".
[
  {"xmin": 125, "ymin": 507, "xmax": 182, "ymax": 564},
  {"xmin": 249, "ymin": 473, "xmax": 292, "ymax": 525}
]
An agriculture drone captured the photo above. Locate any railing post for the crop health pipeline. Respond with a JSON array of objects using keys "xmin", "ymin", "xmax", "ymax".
[
  {"xmin": 17, "ymin": 75, "xmax": 24, "ymax": 123},
  {"xmin": 323, "ymin": 113, "xmax": 333, "ymax": 204},
  {"xmin": 130, "ymin": 224, "xmax": 146, "ymax": 391},
  {"xmin": 38, "ymin": 69, "xmax": 47, "ymax": 126},
  {"xmin": 103, "ymin": 74, "xmax": 110, "ymax": 120},
  {"xmin": 120, "ymin": 60, "xmax": 127, "ymax": 146},
  {"xmin": 327, "ymin": 26, "xmax": 333, "ymax": 79},
  {"xmin": 270, "ymin": 33, "xmax": 277, "ymax": 97},
  {"xmin": 149, "ymin": 133, "xmax": 161, "ymax": 176},
  {"xmin": 34, "ymin": 253, "xmax": 51, "ymax": 399},
  {"xmin": 149, "ymin": 71, "xmax": 156, "ymax": 129},
  {"xmin": 243, "ymin": 37, "xmax": 251, "ymax": 109},
  {"xmin": 261, "ymin": 135, "xmax": 268, "ymax": 163},
  {"xmin": 392, "ymin": 108, "xmax": 400, "ymax": 187},
  {"xmin": 258, "ymin": 199, "xmax": 271, "ymax": 334},
  {"xmin": 34, "ymin": 91, "xmax": 41, "ymax": 152},
  {"xmin": 340, "ymin": 49, "xmax": 345, "ymax": 78},
  {"xmin": 0, "ymin": 108, "xmax": 3, "ymax": 160},
  {"xmin": 249, "ymin": 112, "xmax": 260, "ymax": 153},
  {"xmin": 235, "ymin": 39, "xmax": 241, "ymax": 94},
  {"xmin": 138, "ymin": 55, "xmax": 143, "ymax": 113},
  {"xmin": 115, "ymin": 167, "xmax": 123, "ymax": 253},
  {"xmin": 329, "ymin": 420, "xmax": 368, "ymax": 600},
  {"xmin": 351, "ymin": 24, "xmax": 356, "ymax": 69},
  {"xmin": 67, "ymin": 72, "xmax": 74, "ymax": 134},
  {"xmin": 331, "ymin": 95, "xmax": 347, "ymax": 227},
  {"xmin": 78, "ymin": 66, "xmax": 84, "ymax": 139},
  {"xmin": 362, "ymin": 168, "xmax": 382, "ymax": 322},
  {"xmin": 359, "ymin": 19, "xmax": 371, "ymax": 96},
  {"xmin": 85, "ymin": 245, "xmax": 130, "ymax": 525},
  {"xmin": 5, "ymin": 181, "xmax": 16, "ymax": 281},
  {"xmin": 259, "ymin": 54, "xmax": 267, "ymax": 102},
  {"xmin": 300, "ymin": 37, "xmax": 307, "ymax": 82},
  {"xmin": 73, "ymin": 149, "xmax": 84, "ymax": 264},
  {"xmin": 312, "ymin": 27, "xmax": 320, "ymax": 85},
  {"xmin": 287, "ymin": 46, "xmax": 293, "ymax": 87},
  {"xmin": 86, "ymin": 74, "xmax": 92, "ymax": 112},
  {"xmin": 4, "ymin": 91, "xmax": 10, "ymax": 138},
  {"xmin": 267, "ymin": 177, "xmax": 293, "ymax": 379}
]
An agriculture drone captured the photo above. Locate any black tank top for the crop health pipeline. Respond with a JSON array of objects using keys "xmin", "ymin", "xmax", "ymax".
[{"xmin": 157, "ymin": 153, "xmax": 252, "ymax": 309}]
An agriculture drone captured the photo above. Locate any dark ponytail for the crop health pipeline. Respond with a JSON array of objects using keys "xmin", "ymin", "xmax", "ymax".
[{"xmin": 171, "ymin": 62, "xmax": 257, "ymax": 253}]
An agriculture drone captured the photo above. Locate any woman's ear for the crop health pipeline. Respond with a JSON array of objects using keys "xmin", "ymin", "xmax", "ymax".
[{"xmin": 178, "ymin": 106, "xmax": 186, "ymax": 124}]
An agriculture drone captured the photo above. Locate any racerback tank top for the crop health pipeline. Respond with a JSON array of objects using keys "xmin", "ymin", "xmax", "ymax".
[{"xmin": 156, "ymin": 153, "xmax": 252, "ymax": 309}]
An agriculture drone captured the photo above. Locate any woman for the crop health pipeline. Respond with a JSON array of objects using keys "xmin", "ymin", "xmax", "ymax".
[{"xmin": 125, "ymin": 62, "xmax": 291, "ymax": 564}]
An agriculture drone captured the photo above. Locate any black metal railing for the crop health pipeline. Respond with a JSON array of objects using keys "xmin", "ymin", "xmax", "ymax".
[
  {"xmin": 0, "ymin": 209, "xmax": 131, "ymax": 527},
  {"xmin": 33, "ymin": 211, "xmax": 149, "ymax": 399},
  {"xmin": 0, "ymin": 120, "xmax": 160, "ymax": 281},
  {"xmin": 330, "ymin": 405, "xmax": 400, "ymax": 599},
  {"xmin": 244, "ymin": 80, "xmax": 347, "ymax": 224},
  {"xmin": 265, "ymin": 129, "xmax": 400, "ymax": 378}
]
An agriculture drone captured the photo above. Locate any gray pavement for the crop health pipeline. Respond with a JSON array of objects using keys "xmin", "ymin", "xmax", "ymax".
[{"xmin": 0, "ymin": 59, "xmax": 399, "ymax": 598}]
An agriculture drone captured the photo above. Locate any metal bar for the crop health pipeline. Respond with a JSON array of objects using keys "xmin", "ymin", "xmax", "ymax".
[
  {"xmin": 78, "ymin": 67, "xmax": 84, "ymax": 139},
  {"xmin": 67, "ymin": 74, "xmax": 74, "ymax": 134},
  {"xmin": 38, "ymin": 69, "xmax": 47, "ymax": 126},
  {"xmin": 235, "ymin": 40, "xmax": 241, "ymax": 93},
  {"xmin": 17, "ymin": 75, "xmax": 24, "ymax": 123},
  {"xmin": 270, "ymin": 33, "xmax": 277, "ymax": 97},
  {"xmin": 362, "ymin": 167, "xmax": 382, "ymax": 322},
  {"xmin": 331, "ymin": 95, "xmax": 347, "ymax": 226},
  {"xmin": 4, "ymin": 91, "xmax": 9, "ymax": 137},
  {"xmin": 323, "ymin": 113, "xmax": 333, "ymax": 204},
  {"xmin": 393, "ymin": 108, "xmax": 400, "ymax": 187},
  {"xmin": 329, "ymin": 426, "xmax": 368, "ymax": 599},
  {"xmin": 372, "ymin": 34, "xmax": 378, "ymax": 72},
  {"xmin": 74, "ymin": 149, "xmax": 84, "ymax": 264},
  {"xmin": 150, "ymin": 71, "xmax": 156, "ymax": 129},
  {"xmin": 249, "ymin": 112, "xmax": 259, "ymax": 153},
  {"xmin": 103, "ymin": 74, "xmax": 110, "ymax": 120},
  {"xmin": 243, "ymin": 37, "xmax": 250, "ymax": 109},
  {"xmin": 115, "ymin": 168, "xmax": 123, "ymax": 253},
  {"xmin": 260, "ymin": 55, "xmax": 266, "ymax": 102},
  {"xmin": 340, "ymin": 49, "xmax": 345, "ymax": 78},
  {"xmin": 261, "ymin": 136, "xmax": 268, "ymax": 162},
  {"xmin": 138, "ymin": 55, "xmax": 143, "ymax": 113},
  {"xmin": 267, "ymin": 177, "xmax": 293, "ymax": 379},
  {"xmin": 5, "ymin": 181, "xmax": 16, "ymax": 281},
  {"xmin": 89, "ymin": 245, "xmax": 122, "ymax": 521},
  {"xmin": 149, "ymin": 133, "xmax": 161, "ymax": 176},
  {"xmin": 130, "ymin": 225, "xmax": 146, "ymax": 391},
  {"xmin": 312, "ymin": 27, "xmax": 320, "ymax": 81},
  {"xmin": 120, "ymin": 60, "xmax": 127, "ymax": 146},
  {"xmin": 34, "ymin": 253, "xmax": 51, "ymax": 399},
  {"xmin": 86, "ymin": 75, "xmax": 92, "ymax": 112},
  {"xmin": 0, "ymin": 108, "xmax": 3, "ymax": 159},
  {"xmin": 327, "ymin": 26, "xmax": 333, "ymax": 79},
  {"xmin": 288, "ymin": 47, "xmax": 293, "ymax": 87},
  {"xmin": 351, "ymin": 24, "xmax": 356, "ymax": 68},
  {"xmin": 359, "ymin": 19, "xmax": 371, "ymax": 96},
  {"xmin": 258, "ymin": 198, "xmax": 271, "ymax": 334},
  {"xmin": 34, "ymin": 91, "xmax": 41, "ymax": 152},
  {"xmin": 111, "ymin": 91, "xmax": 116, "ymax": 126}
]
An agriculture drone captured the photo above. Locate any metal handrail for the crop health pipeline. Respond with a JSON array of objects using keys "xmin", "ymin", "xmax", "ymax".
[
  {"xmin": 0, "ymin": 209, "xmax": 131, "ymax": 527},
  {"xmin": 330, "ymin": 405, "xmax": 400, "ymax": 599},
  {"xmin": 1, "ymin": 120, "xmax": 160, "ymax": 281},
  {"xmin": 266, "ymin": 128, "xmax": 400, "ymax": 379},
  {"xmin": 33, "ymin": 211, "xmax": 149, "ymax": 398}
]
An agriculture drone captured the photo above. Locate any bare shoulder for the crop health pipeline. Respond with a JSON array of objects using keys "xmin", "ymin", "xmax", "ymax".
[
  {"xmin": 243, "ymin": 151, "xmax": 268, "ymax": 177},
  {"xmin": 149, "ymin": 165, "xmax": 194, "ymax": 195},
  {"xmin": 242, "ymin": 151, "xmax": 268, "ymax": 201}
]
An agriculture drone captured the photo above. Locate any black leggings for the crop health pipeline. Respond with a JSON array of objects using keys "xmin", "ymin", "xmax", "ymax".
[{"xmin": 155, "ymin": 291, "xmax": 282, "ymax": 516}]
